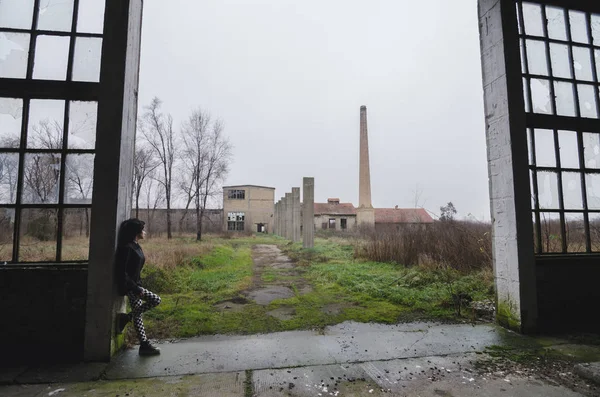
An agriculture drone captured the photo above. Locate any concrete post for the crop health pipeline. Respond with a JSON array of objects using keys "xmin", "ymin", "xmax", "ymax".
[
  {"xmin": 478, "ymin": 0, "xmax": 537, "ymax": 333},
  {"xmin": 273, "ymin": 201, "xmax": 278, "ymax": 235},
  {"xmin": 279, "ymin": 198, "xmax": 285, "ymax": 237},
  {"xmin": 285, "ymin": 193, "xmax": 292, "ymax": 240},
  {"xmin": 292, "ymin": 187, "xmax": 301, "ymax": 242},
  {"xmin": 303, "ymin": 178, "xmax": 315, "ymax": 249},
  {"xmin": 84, "ymin": 0, "xmax": 143, "ymax": 361}
]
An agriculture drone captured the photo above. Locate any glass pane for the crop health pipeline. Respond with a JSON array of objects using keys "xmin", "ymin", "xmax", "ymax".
[
  {"xmin": 32, "ymin": 35, "xmax": 70, "ymax": 80},
  {"xmin": 569, "ymin": 10, "xmax": 589, "ymax": 44},
  {"xmin": 573, "ymin": 46, "xmax": 594, "ymax": 82},
  {"xmin": 62, "ymin": 208, "xmax": 90, "ymax": 261},
  {"xmin": 0, "ymin": 98, "xmax": 22, "ymax": 148},
  {"xmin": 22, "ymin": 153, "xmax": 61, "ymax": 204},
  {"xmin": 0, "ymin": 0, "xmax": 35, "ymax": 29},
  {"xmin": 72, "ymin": 37, "xmax": 102, "ymax": 82},
  {"xmin": 19, "ymin": 208, "xmax": 57, "ymax": 262},
  {"xmin": 526, "ymin": 39, "xmax": 548, "ymax": 76},
  {"xmin": 539, "ymin": 212, "xmax": 562, "ymax": 253},
  {"xmin": 68, "ymin": 101, "xmax": 97, "ymax": 149},
  {"xmin": 532, "ymin": 212, "xmax": 540, "ymax": 253},
  {"xmin": 554, "ymin": 82, "xmax": 576, "ymax": 117},
  {"xmin": 0, "ymin": 32, "xmax": 30, "ymax": 79},
  {"xmin": 27, "ymin": 99, "xmax": 64, "ymax": 149},
  {"xmin": 589, "ymin": 213, "xmax": 600, "ymax": 252},
  {"xmin": 531, "ymin": 79, "xmax": 552, "ymax": 114},
  {"xmin": 537, "ymin": 171, "xmax": 560, "ymax": 209},
  {"xmin": 586, "ymin": 174, "xmax": 600, "ymax": 209},
  {"xmin": 77, "ymin": 0, "xmax": 105, "ymax": 34},
  {"xmin": 0, "ymin": 153, "xmax": 19, "ymax": 204},
  {"xmin": 522, "ymin": 3, "xmax": 544, "ymax": 37},
  {"xmin": 583, "ymin": 133, "xmax": 600, "ymax": 169},
  {"xmin": 592, "ymin": 14, "xmax": 600, "ymax": 45},
  {"xmin": 596, "ymin": 50, "xmax": 600, "ymax": 81},
  {"xmin": 565, "ymin": 213, "xmax": 586, "ymax": 253},
  {"xmin": 579, "ymin": 85, "xmax": 598, "ymax": 119},
  {"xmin": 36, "ymin": 0, "xmax": 74, "ymax": 32},
  {"xmin": 516, "ymin": 3, "xmax": 523, "ymax": 35},
  {"xmin": 520, "ymin": 39, "xmax": 526, "ymax": 74},
  {"xmin": 549, "ymin": 43, "xmax": 571, "ymax": 79},
  {"xmin": 0, "ymin": 208, "xmax": 14, "ymax": 262},
  {"xmin": 546, "ymin": 6, "xmax": 567, "ymax": 41},
  {"xmin": 527, "ymin": 128, "xmax": 534, "ymax": 165},
  {"xmin": 534, "ymin": 129, "xmax": 555, "ymax": 167},
  {"xmin": 523, "ymin": 77, "xmax": 531, "ymax": 113},
  {"xmin": 562, "ymin": 172, "xmax": 583, "ymax": 209},
  {"xmin": 65, "ymin": 153, "xmax": 94, "ymax": 204},
  {"xmin": 558, "ymin": 130, "xmax": 579, "ymax": 169},
  {"xmin": 530, "ymin": 170, "xmax": 537, "ymax": 208}
]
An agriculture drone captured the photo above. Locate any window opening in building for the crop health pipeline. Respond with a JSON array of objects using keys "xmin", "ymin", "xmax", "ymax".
[
  {"xmin": 328, "ymin": 218, "xmax": 336, "ymax": 229},
  {"xmin": 341, "ymin": 218, "xmax": 347, "ymax": 229},
  {"xmin": 227, "ymin": 212, "xmax": 244, "ymax": 231},
  {"xmin": 227, "ymin": 189, "xmax": 245, "ymax": 199},
  {"xmin": 518, "ymin": 1, "xmax": 600, "ymax": 254}
]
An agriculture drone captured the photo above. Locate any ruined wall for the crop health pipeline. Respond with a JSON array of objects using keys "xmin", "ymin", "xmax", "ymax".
[
  {"xmin": 313, "ymin": 215, "xmax": 356, "ymax": 231},
  {"xmin": 0, "ymin": 267, "xmax": 87, "ymax": 364},
  {"xmin": 223, "ymin": 186, "xmax": 274, "ymax": 233}
]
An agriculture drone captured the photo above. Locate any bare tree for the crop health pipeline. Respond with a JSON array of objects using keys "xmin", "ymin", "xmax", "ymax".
[
  {"xmin": 140, "ymin": 98, "xmax": 177, "ymax": 239},
  {"xmin": 133, "ymin": 145, "xmax": 159, "ymax": 219},
  {"xmin": 0, "ymin": 136, "xmax": 20, "ymax": 204}
]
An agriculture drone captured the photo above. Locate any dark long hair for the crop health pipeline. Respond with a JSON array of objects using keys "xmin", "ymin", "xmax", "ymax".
[{"xmin": 117, "ymin": 218, "xmax": 145, "ymax": 246}]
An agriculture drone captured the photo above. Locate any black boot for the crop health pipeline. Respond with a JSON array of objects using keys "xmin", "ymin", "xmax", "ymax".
[
  {"xmin": 116, "ymin": 313, "xmax": 130, "ymax": 334},
  {"xmin": 139, "ymin": 340, "xmax": 161, "ymax": 356}
]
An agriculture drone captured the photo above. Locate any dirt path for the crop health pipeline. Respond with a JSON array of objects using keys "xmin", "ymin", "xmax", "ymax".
[{"xmin": 213, "ymin": 244, "xmax": 313, "ymax": 319}]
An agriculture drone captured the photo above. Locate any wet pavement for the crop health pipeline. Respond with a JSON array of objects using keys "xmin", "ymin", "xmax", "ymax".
[{"xmin": 1, "ymin": 321, "xmax": 597, "ymax": 396}]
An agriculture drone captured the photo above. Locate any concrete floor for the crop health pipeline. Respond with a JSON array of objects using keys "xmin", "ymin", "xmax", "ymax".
[{"xmin": 0, "ymin": 321, "xmax": 597, "ymax": 397}]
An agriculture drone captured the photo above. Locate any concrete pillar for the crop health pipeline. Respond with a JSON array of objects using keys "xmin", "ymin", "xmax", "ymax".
[
  {"xmin": 292, "ymin": 187, "xmax": 301, "ymax": 242},
  {"xmin": 303, "ymin": 177, "xmax": 314, "ymax": 249},
  {"xmin": 84, "ymin": 0, "xmax": 144, "ymax": 361},
  {"xmin": 285, "ymin": 193, "xmax": 292, "ymax": 240},
  {"xmin": 273, "ymin": 201, "xmax": 278, "ymax": 235},
  {"xmin": 279, "ymin": 198, "xmax": 285, "ymax": 237},
  {"xmin": 478, "ymin": 0, "xmax": 537, "ymax": 333}
]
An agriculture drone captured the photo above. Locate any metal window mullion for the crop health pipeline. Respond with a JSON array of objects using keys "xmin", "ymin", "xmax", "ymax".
[
  {"xmin": 523, "ymin": 73, "xmax": 599, "ymax": 85},
  {"xmin": 25, "ymin": 0, "xmax": 41, "ymax": 80},
  {"xmin": 0, "ymin": 27, "xmax": 102, "ymax": 38},
  {"xmin": 552, "ymin": 128, "xmax": 568, "ymax": 252},
  {"xmin": 529, "ymin": 127, "xmax": 543, "ymax": 254},
  {"xmin": 587, "ymin": 13, "xmax": 600, "ymax": 118},
  {"xmin": 521, "ymin": 33, "xmax": 600, "ymax": 51}
]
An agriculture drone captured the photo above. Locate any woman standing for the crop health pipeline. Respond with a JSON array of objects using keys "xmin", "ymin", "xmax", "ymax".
[{"xmin": 115, "ymin": 218, "xmax": 161, "ymax": 356}]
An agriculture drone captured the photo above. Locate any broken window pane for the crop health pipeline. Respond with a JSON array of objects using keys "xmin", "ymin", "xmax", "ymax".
[
  {"xmin": 0, "ymin": 0, "xmax": 35, "ymax": 29},
  {"xmin": 549, "ymin": 43, "xmax": 571, "ymax": 79},
  {"xmin": 589, "ymin": 213, "xmax": 600, "ymax": 252},
  {"xmin": 562, "ymin": 172, "xmax": 583, "ymax": 209},
  {"xmin": 22, "ymin": 153, "xmax": 61, "ymax": 204},
  {"xmin": 68, "ymin": 101, "xmax": 97, "ymax": 149},
  {"xmin": 572, "ymin": 46, "xmax": 594, "ymax": 82},
  {"xmin": 539, "ymin": 212, "xmax": 562, "ymax": 253},
  {"xmin": 65, "ymin": 153, "xmax": 94, "ymax": 204},
  {"xmin": 586, "ymin": 174, "xmax": 600, "ymax": 209},
  {"xmin": 530, "ymin": 170, "xmax": 537, "ymax": 208},
  {"xmin": 36, "ymin": 0, "xmax": 75, "ymax": 32},
  {"xmin": 592, "ymin": 14, "xmax": 600, "ymax": 45},
  {"xmin": 578, "ymin": 85, "xmax": 598, "ymax": 119},
  {"xmin": 522, "ymin": 3, "xmax": 544, "ymax": 37},
  {"xmin": 530, "ymin": 79, "xmax": 552, "ymax": 114},
  {"xmin": 583, "ymin": 133, "xmax": 600, "ymax": 169},
  {"xmin": 76, "ymin": 0, "xmax": 105, "ymax": 34},
  {"xmin": 554, "ymin": 82, "xmax": 576, "ymax": 117},
  {"xmin": 534, "ymin": 129, "xmax": 555, "ymax": 167},
  {"xmin": 0, "ymin": 208, "xmax": 14, "ymax": 262},
  {"xmin": 0, "ymin": 153, "xmax": 19, "ymax": 204},
  {"xmin": 0, "ymin": 98, "xmax": 22, "ymax": 148},
  {"xmin": 565, "ymin": 212, "xmax": 586, "ymax": 252},
  {"xmin": 62, "ymin": 208, "xmax": 91, "ymax": 261},
  {"xmin": 520, "ymin": 40, "xmax": 527, "ymax": 74},
  {"xmin": 523, "ymin": 77, "xmax": 531, "ymax": 113},
  {"xmin": 526, "ymin": 39, "xmax": 548, "ymax": 76},
  {"xmin": 595, "ymin": 50, "xmax": 600, "ymax": 81},
  {"xmin": 527, "ymin": 128, "xmax": 534, "ymax": 165},
  {"xmin": 537, "ymin": 171, "xmax": 560, "ymax": 209},
  {"xmin": 32, "ymin": 35, "xmax": 70, "ymax": 80},
  {"xmin": 546, "ymin": 6, "xmax": 567, "ymax": 41},
  {"xmin": 558, "ymin": 130, "xmax": 579, "ymax": 169},
  {"xmin": 27, "ymin": 100, "xmax": 64, "ymax": 149},
  {"xmin": 0, "ymin": 33, "xmax": 30, "ymax": 79},
  {"xmin": 569, "ymin": 10, "xmax": 589, "ymax": 44},
  {"xmin": 19, "ymin": 208, "xmax": 57, "ymax": 262},
  {"xmin": 72, "ymin": 37, "xmax": 102, "ymax": 82}
]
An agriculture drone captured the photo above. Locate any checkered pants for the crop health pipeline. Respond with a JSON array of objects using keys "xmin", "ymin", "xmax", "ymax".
[{"xmin": 127, "ymin": 287, "xmax": 161, "ymax": 342}]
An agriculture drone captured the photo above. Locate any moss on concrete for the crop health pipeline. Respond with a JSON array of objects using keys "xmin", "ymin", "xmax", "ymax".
[{"xmin": 496, "ymin": 301, "xmax": 520, "ymax": 332}]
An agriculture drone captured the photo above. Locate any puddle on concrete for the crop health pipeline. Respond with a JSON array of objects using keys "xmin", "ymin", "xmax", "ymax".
[
  {"xmin": 247, "ymin": 286, "xmax": 295, "ymax": 305},
  {"xmin": 267, "ymin": 306, "xmax": 296, "ymax": 321}
]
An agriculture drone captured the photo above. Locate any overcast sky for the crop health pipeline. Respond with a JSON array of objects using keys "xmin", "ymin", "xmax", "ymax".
[{"xmin": 137, "ymin": 0, "xmax": 490, "ymax": 220}]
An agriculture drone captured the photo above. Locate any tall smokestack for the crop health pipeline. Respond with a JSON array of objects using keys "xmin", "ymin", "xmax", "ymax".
[
  {"xmin": 359, "ymin": 105, "xmax": 372, "ymax": 209},
  {"xmin": 357, "ymin": 105, "xmax": 375, "ymax": 227}
]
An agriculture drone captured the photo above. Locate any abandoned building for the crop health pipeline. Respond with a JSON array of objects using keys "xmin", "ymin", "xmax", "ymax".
[
  {"xmin": 222, "ymin": 185, "xmax": 275, "ymax": 233},
  {"xmin": 0, "ymin": 0, "xmax": 598, "ymax": 369}
]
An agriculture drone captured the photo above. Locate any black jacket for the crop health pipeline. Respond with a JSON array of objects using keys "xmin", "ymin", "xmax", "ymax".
[{"xmin": 116, "ymin": 242, "xmax": 145, "ymax": 296}]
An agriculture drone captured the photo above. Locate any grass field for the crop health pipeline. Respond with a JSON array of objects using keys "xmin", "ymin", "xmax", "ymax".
[{"xmin": 127, "ymin": 233, "xmax": 494, "ymax": 344}]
